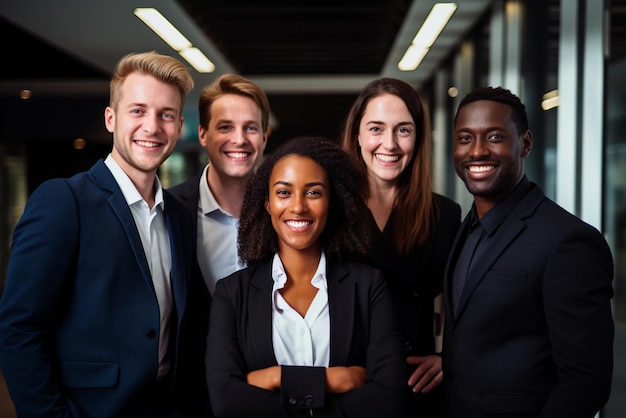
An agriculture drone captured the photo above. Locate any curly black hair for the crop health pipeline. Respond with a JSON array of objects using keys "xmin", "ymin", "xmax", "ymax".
[
  {"xmin": 238, "ymin": 136, "xmax": 375, "ymax": 265},
  {"xmin": 455, "ymin": 86, "xmax": 529, "ymax": 135}
]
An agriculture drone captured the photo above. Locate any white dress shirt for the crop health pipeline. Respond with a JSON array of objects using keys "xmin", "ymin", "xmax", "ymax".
[
  {"xmin": 271, "ymin": 252, "xmax": 330, "ymax": 367},
  {"xmin": 105, "ymin": 155, "xmax": 172, "ymax": 379},
  {"xmin": 197, "ymin": 164, "xmax": 245, "ymax": 295}
]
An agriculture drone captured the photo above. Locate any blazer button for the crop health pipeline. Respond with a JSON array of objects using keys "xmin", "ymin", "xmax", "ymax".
[
  {"xmin": 404, "ymin": 341, "xmax": 413, "ymax": 352},
  {"xmin": 288, "ymin": 396, "xmax": 297, "ymax": 405},
  {"xmin": 304, "ymin": 395, "xmax": 314, "ymax": 406},
  {"xmin": 146, "ymin": 329, "xmax": 157, "ymax": 339}
]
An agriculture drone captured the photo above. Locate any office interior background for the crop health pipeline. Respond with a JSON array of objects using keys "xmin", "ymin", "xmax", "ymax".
[{"xmin": 0, "ymin": 0, "xmax": 624, "ymax": 416}]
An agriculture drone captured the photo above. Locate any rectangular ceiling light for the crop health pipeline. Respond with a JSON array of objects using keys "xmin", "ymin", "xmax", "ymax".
[
  {"xmin": 134, "ymin": 8, "xmax": 215, "ymax": 73},
  {"xmin": 134, "ymin": 8, "xmax": 192, "ymax": 51},
  {"xmin": 179, "ymin": 47, "xmax": 216, "ymax": 73},
  {"xmin": 398, "ymin": 3, "xmax": 457, "ymax": 71}
]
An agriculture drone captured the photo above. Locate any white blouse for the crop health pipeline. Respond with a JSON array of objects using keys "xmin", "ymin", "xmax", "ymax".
[{"xmin": 271, "ymin": 252, "xmax": 331, "ymax": 367}]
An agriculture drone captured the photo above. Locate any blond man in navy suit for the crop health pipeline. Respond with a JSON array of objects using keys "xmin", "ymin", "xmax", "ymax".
[{"xmin": 0, "ymin": 52, "xmax": 208, "ymax": 417}]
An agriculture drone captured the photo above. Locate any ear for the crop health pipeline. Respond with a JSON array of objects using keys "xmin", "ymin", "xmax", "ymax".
[
  {"xmin": 265, "ymin": 199, "xmax": 270, "ymax": 214},
  {"xmin": 104, "ymin": 106, "xmax": 115, "ymax": 133},
  {"xmin": 521, "ymin": 130, "xmax": 533, "ymax": 158},
  {"xmin": 177, "ymin": 116, "xmax": 184, "ymax": 137},
  {"xmin": 198, "ymin": 125, "xmax": 208, "ymax": 147}
]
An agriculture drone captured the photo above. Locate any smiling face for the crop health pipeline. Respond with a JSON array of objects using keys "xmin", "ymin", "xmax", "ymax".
[
  {"xmin": 454, "ymin": 99, "xmax": 532, "ymax": 214},
  {"xmin": 357, "ymin": 93, "xmax": 416, "ymax": 187},
  {"xmin": 105, "ymin": 72, "xmax": 183, "ymax": 179},
  {"xmin": 265, "ymin": 154, "xmax": 330, "ymax": 259},
  {"xmin": 201, "ymin": 93, "xmax": 267, "ymax": 185}
]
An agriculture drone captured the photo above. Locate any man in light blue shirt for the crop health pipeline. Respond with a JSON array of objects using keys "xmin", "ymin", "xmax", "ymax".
[{"xmin": 169, "ymin": 74, "xmax": 270, "ymax": 294}]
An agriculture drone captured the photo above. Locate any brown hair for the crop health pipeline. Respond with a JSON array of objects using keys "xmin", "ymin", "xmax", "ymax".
[
  {"xmin": 341, "ymin": 77, "xmax": 438, "ymax": 254},
  {"xmin": 198, "ymin": 74, "xmax": 270, "ymax": 133},
  {"xmin": 109, "ymin": 51, "xmax": 194, "ymax": 111}
]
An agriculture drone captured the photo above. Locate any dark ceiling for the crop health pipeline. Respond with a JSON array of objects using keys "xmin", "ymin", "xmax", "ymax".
[
  {"xmin": 0, "ymin": 0, "xmax": 494, "ymax": 155},
  {"xmin": 1, "ymin": 0, "xmax": 625, "ymax": 158},
  {"xmin": 177, "ymin": 0, "xmax": 413, "ymax": 76}
]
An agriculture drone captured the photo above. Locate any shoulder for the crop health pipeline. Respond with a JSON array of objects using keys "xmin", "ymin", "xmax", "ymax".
[
  {"xmin": 433, "ymin": 193, "xmax": 462, "ymax": 218},
  {"xmin": 214, "ymin": 262, "xmax": 270, "ymax": 294},
  {"xmin": 330, "ymin": 260, "xmax": 385, "ymax": 285},
  {"xmin": 168, "ymin": 172, "xmax": 203, "ymax": 199}
]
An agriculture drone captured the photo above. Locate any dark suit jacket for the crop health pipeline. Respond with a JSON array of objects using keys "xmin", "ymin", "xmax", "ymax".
[
  {"xmin": 443, "ymin": 182, "xmax": 614, "ymax": 418},
  {"xmin": 0, "ymin": 159, "xmax": 208, "ymax": 417},
  {"xmin": 169, "ymin": 171, "xmax": 203, "ymax": 232},
  {"xmin": 207, "ymin": 259, "xmax": 406, "ymax": 418}
]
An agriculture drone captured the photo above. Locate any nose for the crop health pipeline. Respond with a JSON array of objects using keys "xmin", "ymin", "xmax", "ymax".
[
  {"xmin": 381, "ymin": 130, "xmax": 397, "ymax": 150},
  {"xmin": 230, "ymin": 127, "xmax": 247, "ymax": 146},
  {"xmin": 289, "ymin": 193, "xmax": 306, "ymax": 214},
  {"xmin": 468, "ymin": 137, "xmax": 488, "ymax": 159},
  {"xmin": 142, "ymin": 113, "xmax": 161, "ymax": 135}
]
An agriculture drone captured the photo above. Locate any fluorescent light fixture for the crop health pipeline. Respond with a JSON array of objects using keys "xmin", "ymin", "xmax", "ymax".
[
  {"xmin": 134, "ymin": 8, "xmax": 192, "ymax": 51},
  {"xmin": 179, "ymin": 47, "xmax": 216, "ymax": 73},
  {"xmin": 541, "ymin": 89, "xmax": 559, "ymax": 110},
  {"xmin": 398, "ymin": 45, "xmax": 429, "ymax": 71},
  {"xmin": 398, "ymin": 3, "xmax": 457, "ymax": 71},
  {"xmin": 134, "ymin": 8, "xmax": 215, "ymax": 73}
]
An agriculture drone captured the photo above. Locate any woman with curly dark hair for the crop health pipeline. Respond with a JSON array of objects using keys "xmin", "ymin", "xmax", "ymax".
[{"xmin": 206, "ymin": 136, "xmax": 405, "ymax": 417}]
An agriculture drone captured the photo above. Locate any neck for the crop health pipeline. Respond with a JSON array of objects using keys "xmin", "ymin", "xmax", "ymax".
[
  {"xmin": 206, "ymin": 167, "xmax": 250, "ymax": 217},
  {"xmin": 111, "ymin": 153, "xmax": 156, "ymax": 208},
  {"xmin": 279, "ymin": 248, "xmax": 321, "ymax": 285},
  {"xmin": 367, "ymin": 180, "xmax": 396, "ymax": 231}
]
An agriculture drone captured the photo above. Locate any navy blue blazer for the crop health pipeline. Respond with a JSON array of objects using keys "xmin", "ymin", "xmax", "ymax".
[
  {"xmin": 207, "ymin": 259, "xmax": 406, "ymax": 418},
  {"xmin": 0, "ymin": 159, "xmax": 208, "ymax": 417},
  {"xmin": 442, "ymin": 182, "xmax": 614, "ymax": 418}
]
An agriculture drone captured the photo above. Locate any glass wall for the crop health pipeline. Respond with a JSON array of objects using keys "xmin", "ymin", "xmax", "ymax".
[
  {"xmin": 430, "ymin": 0, "xmax": 624, "ymax": 415},
  {"xmin": 603, "ymin": 0, "xmax": 626, "ymax": 414}
]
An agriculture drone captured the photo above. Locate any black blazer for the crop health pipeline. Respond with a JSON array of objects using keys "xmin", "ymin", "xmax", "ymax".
[
  {"xmin": 443, "ymin": 183, "xmax": 614, "ymax": 418},
  {"xmin": 369, "ymin": 194, "xmax": 460, "ymax": 417},
  {"xmin": 169, "ymin": 171, "xmax": 203, "ymax": 231},
  {"xmin": 206, "ymin": 258, "xmax": 406, "ymax": 417}
]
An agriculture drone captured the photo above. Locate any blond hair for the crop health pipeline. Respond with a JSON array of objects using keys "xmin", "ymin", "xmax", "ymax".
[{"xmin": 109, "ymin": 51, "xmax": 194, "ymax": 110}]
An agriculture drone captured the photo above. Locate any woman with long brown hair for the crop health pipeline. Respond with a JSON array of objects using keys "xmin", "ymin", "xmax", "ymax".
[{"xmin": 342, "ymin": 78, "xmax": 461, "ymax": 417}]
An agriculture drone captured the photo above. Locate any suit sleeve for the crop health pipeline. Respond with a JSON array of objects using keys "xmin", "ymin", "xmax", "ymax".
[
  {"xmin": 0, "ymin": 180, "xmax": 78, "ymax": 417},
  {"xmin": 320, "ymin": 270, "xmax": 405, "ymax": 418},
  {"xmin": 539, "ymin": 225, "xmax": 614, "ymax": 418},
  {"xmin": 206, "ymin": 277, "xmax": 293, "ymax": 418}
]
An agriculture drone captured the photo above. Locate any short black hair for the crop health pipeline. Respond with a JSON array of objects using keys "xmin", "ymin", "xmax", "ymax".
[
  {"xmin": 238, "ymin": 136, "xmax": 374, "ymax": 264},
  {"xmin": 455, "ymin": 86, "xmax": 529, "ymax": 134}
]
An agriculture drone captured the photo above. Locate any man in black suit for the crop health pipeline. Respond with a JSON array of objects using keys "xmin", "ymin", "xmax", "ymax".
[{"xmin": 443, "ymin": 86, "xmax": 614, "ymax": 418}]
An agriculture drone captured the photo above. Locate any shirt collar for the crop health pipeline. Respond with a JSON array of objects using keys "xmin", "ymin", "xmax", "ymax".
[
  {"xmin": 478, "ymin": 175, "xmax": 532, "ymax": 235},
  {"xmin": 271, "ymin": 252, "xmax": 328, "ymax": 291},
  {"xmin": 198, "ymin": 163, "xmax": 232, "ymax": 217},
  {"xmin": 104, "ymin": 154, "xmax": 164, "ymax": 210}
]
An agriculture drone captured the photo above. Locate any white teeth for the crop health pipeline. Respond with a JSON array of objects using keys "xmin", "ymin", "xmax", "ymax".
[
  {"xmin": 136, "ymin": 140, "xmax": 159, "ymax": 148},
  {"xmin": 469, "ymin": 165, "xmax": 494, "ymax": 173},
  {"xmin": 286, "ymin": 220, "xmax": 311, "ymax": 229},
  {"xmin": 375, "ymin": 154, "xmax": 400, "ymax": 162},
  {"xmin": 227, "ymin": 152, "xmax": 249, "ymax": 159}
]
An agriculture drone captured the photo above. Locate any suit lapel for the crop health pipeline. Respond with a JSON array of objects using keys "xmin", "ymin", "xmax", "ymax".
[
  {"xmin": 90, "ymin": 161, "xmax": 153, "ymax": 290},
  {"xmin": 164, "ymin": 193, "xmax": 188, "ymax": 322},
  {"xmin": 180, "ymin": 173, "xmax": 202, "ymax": 228},
  {"xmin": 453, "ymin": 217, "xmax": 526, "ymax": 319},
  {"xmin": 451, "ymin": 186, "xmax": 545, "ymax": 322},
  {"xmin": 327, "ymin": 261, "xmax": 354, "ymax": 366},
  {"xmin": 444, "ymin": 215, "xmax": 470, "ymax": 322},
  {"xmin": 249, "ymin": 261, "xmax": 278, "ymax": 365}
]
